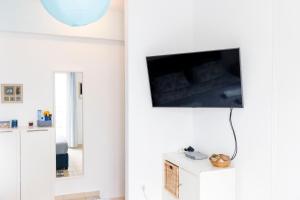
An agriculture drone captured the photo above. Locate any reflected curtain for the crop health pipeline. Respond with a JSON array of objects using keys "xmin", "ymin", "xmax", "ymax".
[{"xmin": 67, "ymin": 72, "xmax": 78, "ymax": 148}]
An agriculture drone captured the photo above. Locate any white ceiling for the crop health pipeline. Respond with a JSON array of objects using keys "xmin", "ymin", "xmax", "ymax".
[{"xmin": 110, "ymin": 0, "xmax": 124, "ymax": 11}]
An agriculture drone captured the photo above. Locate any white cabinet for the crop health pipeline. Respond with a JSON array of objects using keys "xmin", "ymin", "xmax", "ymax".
[
  {"xmin": 21, "ymin": 128, "xmax": 55, "ymax": 200},
  {"xmin": 0, "ymin": 130, "xmax": 20, "ymax": 200},
  {"xmin": 0, "ymin": 128, "xmax": 55, "ymax": 200},
  {"xmin": 179, "ymin": 169, "xmax": 199, "ymax": 200},
  {"xmin": 163, "ymin": 153, "xmax": 235, "ymax": 200}
]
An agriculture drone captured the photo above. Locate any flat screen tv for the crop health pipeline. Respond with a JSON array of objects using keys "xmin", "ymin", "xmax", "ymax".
[{"xmin": 146, "ymin": 48, "xmax": 243, "ymax": 108}]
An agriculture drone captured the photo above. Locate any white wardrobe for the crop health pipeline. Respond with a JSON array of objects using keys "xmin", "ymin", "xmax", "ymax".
[
  {"xmin": 0, "ymin": 129, "xmax": 20, "ymax": 200},
  {"xmin": 0, "ymin": 128, "xmax": 55, "ymax": 200}
]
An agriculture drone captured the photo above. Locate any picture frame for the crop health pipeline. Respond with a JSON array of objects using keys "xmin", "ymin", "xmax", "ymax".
[
  {"xmin": 0, "ymin": 121, "xmax": 10, "ymax": 128},
  {"xmin": 1, "ymin": 84, "xmax": 23, "ymax": 103}
]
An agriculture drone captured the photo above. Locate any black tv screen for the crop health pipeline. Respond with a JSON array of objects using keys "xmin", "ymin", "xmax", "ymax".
[{"xmin": 146, "ymin": 48, "xmax": 243, "ymax": 108}]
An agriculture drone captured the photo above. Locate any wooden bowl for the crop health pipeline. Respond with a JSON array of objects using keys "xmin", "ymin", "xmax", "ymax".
[{"xmin": 209, "ymin": 154, "xmax": 231, "ymax": 168}]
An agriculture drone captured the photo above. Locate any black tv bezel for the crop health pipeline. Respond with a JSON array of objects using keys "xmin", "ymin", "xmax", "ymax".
[{"xmin": 146, "ymin": 48, "xmax": 244, "ymax": 108}]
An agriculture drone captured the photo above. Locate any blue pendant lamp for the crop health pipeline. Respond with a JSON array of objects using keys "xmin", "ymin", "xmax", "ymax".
[{"xmin": 41, "ymin": 0, "xmax": 111, "ymax": 27}]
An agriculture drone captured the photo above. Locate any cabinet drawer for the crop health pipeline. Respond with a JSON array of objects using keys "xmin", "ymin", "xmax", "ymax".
[{"xmin": 164, "ymin": 161, "xmax": 179, "ymax": 198}]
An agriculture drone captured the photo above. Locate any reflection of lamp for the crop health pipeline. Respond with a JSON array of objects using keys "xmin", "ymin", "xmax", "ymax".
[{"xmin": 41, "ymin": 0, "xmax": 111, "ymax": 27}]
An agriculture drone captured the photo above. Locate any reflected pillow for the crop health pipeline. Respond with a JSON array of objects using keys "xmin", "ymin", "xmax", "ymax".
[{"xmin": 152, "ymin": 73, "xmax": 190, "ymax": 93}]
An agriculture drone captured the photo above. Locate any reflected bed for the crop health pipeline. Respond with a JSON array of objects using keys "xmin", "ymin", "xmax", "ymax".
[{"xmin": 56, "ymin": 137, "xmax": 69, "ymax": 170}]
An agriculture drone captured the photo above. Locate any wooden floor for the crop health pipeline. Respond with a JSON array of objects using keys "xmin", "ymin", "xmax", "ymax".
[
  {"xmin": 55, "ymin": 191, "xmax": 124, "ymax": 200},
  {"xmin": 55, "ymin": 191, "xmax": 99, "ymax": 200}
]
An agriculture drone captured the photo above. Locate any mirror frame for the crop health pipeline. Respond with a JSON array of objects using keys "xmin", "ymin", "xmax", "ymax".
[{"xmin": 53, "ymin": 71, "xmax": 85, "ymax": 180}]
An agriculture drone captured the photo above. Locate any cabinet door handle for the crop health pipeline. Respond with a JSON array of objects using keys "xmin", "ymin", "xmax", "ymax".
[
  {"xmin": 0, "ymin": 130, "xmax": 13, "ymax": 133},
  {"xmin": 27, "ymin": 129, "xmax": 48, "ymax": 132}
]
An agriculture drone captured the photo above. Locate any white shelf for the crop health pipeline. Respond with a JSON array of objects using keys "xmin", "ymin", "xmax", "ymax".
[
  {"xmin": 163, "ymin": 152, "xmax": 236, "ymax": 200},
  {"xmin": 163, "ymin": 152, "xmax": 234, "ymax": 175}
]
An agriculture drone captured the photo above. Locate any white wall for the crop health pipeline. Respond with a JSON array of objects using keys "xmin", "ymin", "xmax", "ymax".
[
  {"xmin": 0, "ymin": 0, "xmax": 124, "ymax": 41},
  {"xmin": 0, "ymin": 0, "xmax": 125, "ymax": 198},
  {"xmin": 193, "ymin": 1, "xmax": 300, "ymax": 200},
  {"xmin": 193, "ymin": 1, "xmax": 273, "ymax": 200},
  {"xmin": 126, "ymin": 1, "xmax": 277, "ymax": 200},
  {"xmin": 0, "ymin": 21, "xmax": 124, "ymax": 200},
  {"xmin": 272, "ymin": 0, "xmax": 300, "ymax": 199},
  {"xmin": 126, "ymin": 0, "xmax": 197, "ymax": 199}
]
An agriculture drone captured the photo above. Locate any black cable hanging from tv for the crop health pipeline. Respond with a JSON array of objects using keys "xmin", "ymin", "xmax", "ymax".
[{"xmin": 229, "ymin": 108, "xmax": 238, "ymax": 160}]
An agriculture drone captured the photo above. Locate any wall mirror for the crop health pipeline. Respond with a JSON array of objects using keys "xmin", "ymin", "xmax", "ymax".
[{"xmin": 54, "ymin": 72, "xmax": 84, "ymax": 178}]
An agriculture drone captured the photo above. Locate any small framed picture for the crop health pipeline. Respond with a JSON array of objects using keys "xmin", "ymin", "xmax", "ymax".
[
  {"xmin": 0, "ymin": 121, "xmax": 10, "ymax": 128},
  {"xmin": 4, "ymin": 86, "xmax": 14, "ymax": 95},
  {"xmin": 16, "ymin": 86, "xmax": 22, "ymax": 95},
  {"xmin": 1, "ymin": 84, "xmax": 23, "ymax": 103}
]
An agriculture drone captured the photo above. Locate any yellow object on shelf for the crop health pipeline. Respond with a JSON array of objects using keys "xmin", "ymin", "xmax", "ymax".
[
  {"xmin": 209, "ymin": 154, "xmax": 231, "ymax": 168},
  {"xmin": 43, "ymin": 111, "xmax": 51, "ymax": 117}
]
